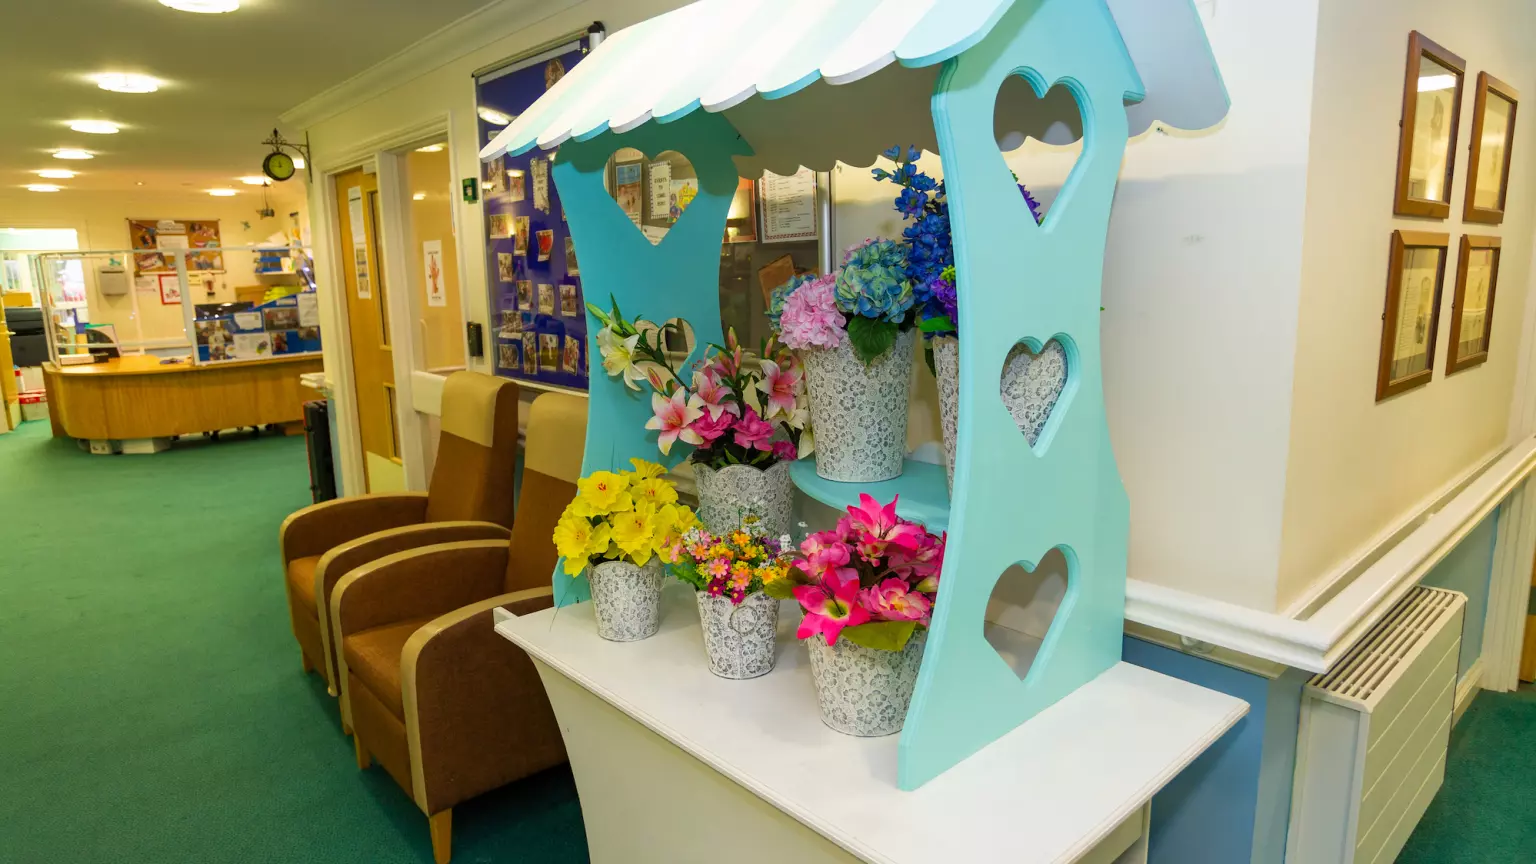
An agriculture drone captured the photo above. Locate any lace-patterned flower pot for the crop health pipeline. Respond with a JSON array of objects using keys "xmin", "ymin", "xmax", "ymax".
[
  {"xmin": 806, "ymin": 629, "xmax": 927, "ymax": 736},
  {"xmin": 934, "ymin": 336, "xmax": 1068, "ymax": 494},
  {"xmin": 587, "ymin": 559, "xmax": 664, "ymax": 642},
  {"xmin": 802, "ymin": 327, "xmax": 917, "ymax": 483},
  {"xmin": 691, "ymin": 460, "xmax": 794, "ymax": 538},
  {"xmin": 695, "ymin": 591, "xmax": 779, "ymax": 679}
]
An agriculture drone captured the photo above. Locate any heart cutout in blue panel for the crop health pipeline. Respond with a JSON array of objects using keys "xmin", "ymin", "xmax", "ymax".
[{"xmin": 983, "ymin": 547, "xmax": 1074, "ymax": 681}]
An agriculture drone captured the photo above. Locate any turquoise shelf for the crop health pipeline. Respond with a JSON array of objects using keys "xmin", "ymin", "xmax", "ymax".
[{"xmin": 789, "ymin": 458, "xmax": 950, "ymax": 533}]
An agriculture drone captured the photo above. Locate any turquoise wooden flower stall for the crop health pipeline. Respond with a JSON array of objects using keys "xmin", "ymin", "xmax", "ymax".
[{"xmin": 486, "ymin": 0, "xmax": 1231, "ymax": 796}]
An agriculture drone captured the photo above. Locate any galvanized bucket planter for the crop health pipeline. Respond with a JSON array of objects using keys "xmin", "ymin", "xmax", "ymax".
[
  {"xmin": 691, "ymin": 460, "xmax": 794, "ymax": 538},
  {"xmin": 802, "ymin": 327, "xmax": 917, "ymax": 483},
  {"xmin": 695, "ymin": 591, "xmax": 779, "ymax": 679},
  {"xmin": 806, "ymin": 630, "xmax": 927, "ymax": 737},
  {"xmin": 586, "ymin": 558, "xmax": 664, "ymax": 642}
]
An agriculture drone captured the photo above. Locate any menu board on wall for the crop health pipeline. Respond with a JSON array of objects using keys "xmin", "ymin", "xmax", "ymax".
[
  {"xmin": 476, "ymin": 40, "xmax": 593, "ymax": 391},
  {"xmin": 128, "ymin": 219, "xmax": 223, "ymax": 275}
]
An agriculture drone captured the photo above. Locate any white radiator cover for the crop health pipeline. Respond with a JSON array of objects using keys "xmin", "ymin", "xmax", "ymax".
[{"xmin": 1286, "ymin": 586, "xmax": 1466, "ymax": 864}]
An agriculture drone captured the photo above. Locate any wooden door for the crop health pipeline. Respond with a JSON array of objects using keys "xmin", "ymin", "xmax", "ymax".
[
  {"xmin": 333, "ymin": 168, "xmax": 401, "ymax": 492},
  {"xmin": 1520, "ymin": 550, "xmax": 1536, "ymax": 683}
]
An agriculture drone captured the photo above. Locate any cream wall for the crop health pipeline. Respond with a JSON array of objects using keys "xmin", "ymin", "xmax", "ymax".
[
  {"xmin": 1277, "ymin": 0, "xmax": 1536, "ymax": 610},
  {"xmin": 0, "ymin": 187, "xmax": 307, "ymax": 344}
]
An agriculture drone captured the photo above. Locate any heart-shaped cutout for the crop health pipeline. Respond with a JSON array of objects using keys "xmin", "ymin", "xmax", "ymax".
[
  {"xmin": 983, "ymin": 548, "xmax": 1072, "ymax": 681},
  {"xmin": 605, "ymin": 148, "xmax": 699, "ymax": 246},
  {"xmin": 1001, "ymin": 337, "xmax": 1070, "ymax": 449},
  {"xmin": 995, "ymin": 74, "xmax": 1085, "ymax": 223}
]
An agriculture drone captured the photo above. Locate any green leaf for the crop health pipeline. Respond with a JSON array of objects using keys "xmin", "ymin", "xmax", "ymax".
[
  {"xmin": 847, "ymin": 316, "xmax": 898, "ymax": 366},
  {"xmin": 763, "ymin": 580, "xmax": 798, "ymax": 601},
  {"xmin": 923, "ymin": 341, "xmax": 936, "ymax": 377},
  {"xmin": 917, "ymin": 315, "xmax": 956, "ymax": 333},
  {"xmin": 840, "ymin": 621, "xmax": 917, "ymax": 652}
]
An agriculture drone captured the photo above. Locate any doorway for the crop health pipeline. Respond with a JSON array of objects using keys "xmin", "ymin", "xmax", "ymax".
[{"xmin": 332, "ymin": 167, "xmax": 402, "ymax": 493}]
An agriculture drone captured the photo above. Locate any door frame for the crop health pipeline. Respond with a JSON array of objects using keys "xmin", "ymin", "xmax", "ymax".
[{"xmin": 310, "ymin": 113, "xmax": 461, "ymax": 495}]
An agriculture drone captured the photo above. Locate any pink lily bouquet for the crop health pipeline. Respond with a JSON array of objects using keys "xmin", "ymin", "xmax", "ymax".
[
  {"xmin": 588, "ymin": 298, "xmax": 811, "ymax": 470},
  {"xmin": 765, "ymin": 494, "xmax": 944, "ymax": 652}
]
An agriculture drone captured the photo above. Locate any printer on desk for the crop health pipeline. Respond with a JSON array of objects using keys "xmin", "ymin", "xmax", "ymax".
[{"xmin": 6, "ymin": 307, "xmax": 47, "ymax": 368}]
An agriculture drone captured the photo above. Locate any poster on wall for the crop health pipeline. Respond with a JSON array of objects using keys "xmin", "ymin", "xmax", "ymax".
[
  {"xmin": 347, "ymin": 187, "xmax": 371, "ymax": 299},
  {"xmin": 158, "ymin": 273, "xmax": 182, "ymax": 305},
  {"xmin": 194, "ymin": 292, "xmax": 323, "ymax": 364},
  {"xmin": 423, "ymin": 240, "xmax": 447, "ymax": 307},
  {"xmin": 761, "ymin": 167, "xmax": 819, "ymax": 243},
  {"xmin": 128, "ymin": 218, "xmax": 224, "ymax": 275},
  {"xmin": 475, "ymin": 34, "xmax": 595, "ymax": 391}
]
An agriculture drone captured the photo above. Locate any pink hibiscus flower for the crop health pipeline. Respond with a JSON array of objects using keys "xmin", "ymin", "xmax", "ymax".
[
  {"xmin": 860, "ymin": 577, "xmax": 934, "ymax": 624},
  {"xmin": 689, "ymin": 410, "xmax": 735, "ymax": 443},
  {"xmin": 646, "ymin": 388, "xmax": 703, "ymax": 455},
  {"xmin": 731, "ymin": 407, "xmax": 775, "ymax": 452},
  {"xmin": 844, "ymin": 494, "xmax": 925, "ymax": 562},
  {"xmin": 794, "ymin": 570, "xmax": 870, "ymax": 646},
  {"xmin": 771, "ymin": 439, "xmax": 798, "ymax": 462}
]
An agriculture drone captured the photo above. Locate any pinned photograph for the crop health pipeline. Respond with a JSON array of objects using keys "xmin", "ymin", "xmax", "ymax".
[
  {"xmin": 489, "ymin": 213, "xmax": 513, "ymax": 239},
  {"xmin": 485, "ymin": 155, "xmax": 506, "ymax": 194},
  {"xmin": 563, "ymin": 334, "xmax": 581, "ymax": 374},
  {"xmin": 565, "ymin": 236, "xmax": 579, "ymax": 276},
  {"xmin": 545, "ymin": 57, "xmax": 566, "ymax": 90},
  {"xmin": 497, "ymin": 252, "xmax": 515, "ymax": 283},
  {"xmin": 532, "ymin": 158, "xmax": 550, "ymax": 213},
  {"xmin": 559, "ymin": 283, "xmax": 578, "ymax": 317},
  {"xmin": 499, "ymin": 343, "xmax": 519, "ymax": 370},
  {"xmin": 540, "ymin": 333, "xmax": 560, "ymax": 369},
  {"xmin": 500, "ymin": 309, "xmax": 523, "ymax": 335},
  {"xmin": 536, "ymin": 229, "xmax": 554, "ymax": 262},
  {"xmin": 297, "ymin": 326, "xmax": 321, "ymax": 342},
  {"xmin": 537, "ymin": 283, "xmax": 556, "ymax": 315},
  {"xmin": 264, "ymin": 307, "xmax": 300, "ymax": 331},
  {"xmin": 508, "ymin": 170, "xmax": 526, "ymax": 202},
  {"xmin": 514, "ymin": 216, "xmax": 530, "ymax": 256},
  {"xmin": 516, "ymin": 280, "xmax": 533, "ymax": 311},
  {"xmin": 522, "ymin": 332, "xmax": 538, "ymax": 374}
]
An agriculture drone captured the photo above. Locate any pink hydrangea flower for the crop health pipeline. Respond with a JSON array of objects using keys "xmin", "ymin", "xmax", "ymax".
[
  {"xmin": 794, "ymin": 570, "xmax": 869, "ymax": 646},
  {"xmin": 778, "ymin": 274, "xmax": 847, "ymax": 350},
  {"xmin": 731, "ymin": 407, "xmax": 775, "ymax": 452},
  {"xmin": 860, "ymin": 577, "xmax": 934, "ymax": 623}
]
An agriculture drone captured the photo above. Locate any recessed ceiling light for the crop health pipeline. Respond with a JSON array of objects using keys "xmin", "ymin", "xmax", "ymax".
[
  {"xmin": 37, "ymin": 169, "xmax": 77, "ymax": 179},
  {"xmin": 93, "ymin": 72, "xmax": 160, "ymax": 94},
  {"xmin": 69, "ymin": 120, "xmax": 121, "ymax": 135},
  {"xmin": 208, "ymin": 189, "xmax": 237, "ymax": 197},
  {"xmin": 27, "ymin": 185, "xmax": 63, "ymax": 193},
  {"xmin": 416, "ymin": 144, "xmax": 445, "ymax": 153},
  {"xmin": 240, "ymin": 176, "xmax": 271, "ymax": 186},
  {"xmin": 159, "ymin": 0, "xmax": 240, "ymax": 12},
  {"xmin": 413, "ymin": 192, "xmax": 427, "ymax": 200},
  {"xmin": 53, "ymin": 149, "xmax": 94, "ymax": 160},
  {"xmin": 478, "ymin": 108, "xmax": 513, "ymax": 126}
]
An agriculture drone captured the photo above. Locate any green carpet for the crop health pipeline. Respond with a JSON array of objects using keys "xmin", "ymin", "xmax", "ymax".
[
  {"xmin": 1399, "ymin": 685, "xmax": 1536, "ymax": 862},
  {"xmin": 0, "ymin": 421, "xmax": 587, "ymax": 864}
]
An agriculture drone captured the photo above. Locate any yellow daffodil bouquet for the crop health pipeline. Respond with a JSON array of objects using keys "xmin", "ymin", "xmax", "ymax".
[{"xmin": 553, "ymin": 458, "xmax": 699, "ymax": 576}]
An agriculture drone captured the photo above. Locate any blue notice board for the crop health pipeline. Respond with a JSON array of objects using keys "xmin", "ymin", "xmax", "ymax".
[{"xmin": 477, "ymin": 43, "xmax": 592, "ymax": 391}]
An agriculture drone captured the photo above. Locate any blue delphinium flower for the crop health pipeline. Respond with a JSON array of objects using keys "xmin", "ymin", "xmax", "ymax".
[
  {"xmin": 835, "ymin": 240, "xmax": 913, "ymax": 323},
  {"xmin": 767, "ymin": 273, "xmax": 816, "ymax": 331}
]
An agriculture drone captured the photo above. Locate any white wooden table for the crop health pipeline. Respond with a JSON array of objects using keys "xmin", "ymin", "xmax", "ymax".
[{"xmin": 496, "ymin": 585, "xmax": 1247, "ymax": 864}]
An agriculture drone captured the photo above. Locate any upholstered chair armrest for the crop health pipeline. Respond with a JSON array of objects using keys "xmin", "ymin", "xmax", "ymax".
[
  {"xmin": 315, "ymin": 521, "xmax": 512, "ymax": 684},
  {"xmin": 333, "ymin": 540, "xmax": 509, "ymax": 639},
  {"xmin": 279, "ymin": 493, "xmax": 430, "ymax": 565},
  {"xmin": 402, "ymin": 587, "xmax": 565, "ymax": 814}
]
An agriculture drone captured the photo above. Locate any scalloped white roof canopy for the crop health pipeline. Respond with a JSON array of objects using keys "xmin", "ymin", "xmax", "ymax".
[{"xmin": 480, "ymin": 0, "xmax": 1228, "ymax": 176}]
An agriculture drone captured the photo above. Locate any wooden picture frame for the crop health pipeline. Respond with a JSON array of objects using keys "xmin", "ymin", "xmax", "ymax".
[
  {"xmin": 1463, "ymin": 73, "xmax": 1519, "ymax": 225},
  {"xmin": 1445, "ymin": 235, "xmax": 1502, "ymax": 373},
  {"xmin": 1376, "ymin": 230, "xmax": 1450, "ymax": 400},
  {"xmin": 1393, "ymin": 32, "xmax": 1466, "ymax": 219}
]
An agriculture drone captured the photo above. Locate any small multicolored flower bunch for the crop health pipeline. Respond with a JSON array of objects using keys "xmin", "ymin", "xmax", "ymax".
[
  {"xmin": 672, "ymin": 525, "xmax": 795, "ymax": 605},
  {"xmin": 873, "ymin": 145, "xmax": 1042, "ymax": 338},
  {"xmin": 552, "ymin": 458, "xmax": 698, "ymax": 575},
  {"xmin": 772, "ymin": 238, "xmax": 919, "ymax": 365},
  {"xmin": 588, "ymin": 298, "xmax": 811, "ymax": 469},
  {"xmin": 765, "ymin": 494, "xmax": 945, "ymax": 651}
]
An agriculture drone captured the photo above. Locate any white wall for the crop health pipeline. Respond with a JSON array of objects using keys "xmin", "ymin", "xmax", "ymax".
[
  {"xmin": 0, "ymin": 187, "xmax": 308, "ymax": 344},
  {"xmin": 1277, "ymin": 0, "xmax": 1536, "ymax": 610}
]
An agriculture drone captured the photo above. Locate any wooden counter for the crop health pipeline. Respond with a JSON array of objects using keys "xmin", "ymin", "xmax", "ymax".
[{"xmin": 42, "ymin": 354, "xmax": 323, "ymax": 444}]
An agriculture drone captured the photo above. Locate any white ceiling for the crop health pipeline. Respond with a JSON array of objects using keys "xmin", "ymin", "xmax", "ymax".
[{"xmin": 0, "ymin": 0, "xmax": 493, "ymax": 195}]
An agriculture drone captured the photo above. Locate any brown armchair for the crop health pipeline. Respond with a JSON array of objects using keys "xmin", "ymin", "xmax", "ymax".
[
  {"xmin": 278, "ymin": 371, "xmax": 520, "ymax": 699},
  {"xmin": 330, "ymin": 391, "xmax": 586, "ymax": 864}
]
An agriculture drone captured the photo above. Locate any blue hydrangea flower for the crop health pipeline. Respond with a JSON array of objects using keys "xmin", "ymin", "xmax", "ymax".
[
  {"xmin": 835, "ymin": 240, "xmax": 913, "ymax": 323},
  {"xmin": 767, "ymin": 273, "xmax": 816, "ymax": 331}
]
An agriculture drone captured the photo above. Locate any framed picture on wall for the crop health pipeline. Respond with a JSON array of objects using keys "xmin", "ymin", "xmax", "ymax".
[
  {"xmin": 1463, "ymin": 73, "xmax": 1519, "ymax": 225},
  {"xmin": 1446, "ymin": 235, "xmax": 1502, "ymax": 373},
  {"xmin": 1376, "ymin": 230, "xmax": 1450, "ymax": 401},
  {"xmin": 1392, "ymin": 32, "xmax": 1465, "ymax": 219}
]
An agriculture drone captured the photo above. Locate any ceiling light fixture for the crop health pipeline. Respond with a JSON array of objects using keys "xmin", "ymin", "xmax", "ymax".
[
  {"xmin": 208, "ymin": 189, "xmax": 237, "ymax": 197},
  {"xmin": 477, "ymin": 108, "xmax": 513, "ymax": 126},
  {"xmin": 69, "ymin": 120, "xmax": 121, "ymax": 134},
  {"xmin": 53, "ymin": 149, "xmax": 94, "ymax": 160},
  {"xmin": 413, "ymin": 192, "xmax": 427, "ymax": 201},
  {"xmin": 27, "ymin": 185, "xmax": 63, "ymax": 193},
  {"xmin": 159, "ymin": 0, "xmax": 240, "ymax": 12},
  {"xmin": 93, "ymin": 72, "xmax": 160, "ymax": 94},
  {"xmin": 292, "ymin": 156, "xmax": 306, "ymax": 170},
  {"xmin": 416, "ymin": 144, "xmax": 445, "ymax": 153},
  {"xmin": 240, "ymin": 176, "xmax": 271, "ymax": 186},
  {"xmin": 37, "ymin": 169, "xmax": 77, "ymax": 179}
]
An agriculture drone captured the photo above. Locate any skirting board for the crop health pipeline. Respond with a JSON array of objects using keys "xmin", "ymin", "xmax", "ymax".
[{"xmin": 1453, "ymin": 657, "xmax": 1484, "ymax": 727}]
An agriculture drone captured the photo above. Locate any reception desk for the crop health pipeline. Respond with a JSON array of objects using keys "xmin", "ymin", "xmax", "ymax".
[{"xmin": 42, "ymin": 354, "xmax": 322, "ymax": 452}]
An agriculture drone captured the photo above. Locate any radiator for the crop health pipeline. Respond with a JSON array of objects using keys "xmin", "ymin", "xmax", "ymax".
[{"xmin": 1286, "ymin": 586, "xmax": 1466, "ymax": 864}]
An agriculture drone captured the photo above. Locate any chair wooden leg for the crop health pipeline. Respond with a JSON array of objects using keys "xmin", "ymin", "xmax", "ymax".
[
  {"xmin": 429, "ymin": 809, "xmax": 452, "ymax": 864},
  {"xmin": 354, "ymin": 736, "xmax": 370, "ymax": 770}
]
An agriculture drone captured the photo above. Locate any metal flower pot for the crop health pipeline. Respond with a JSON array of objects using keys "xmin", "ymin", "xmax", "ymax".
[
  {"xmin": 691, "ymin": 460, "xmax": 795, "ymax": 538},
  {"xmin": 934, "ymin": 336, "xmax": 1068, "ymax": 494},
  {"xmin": 802, "ymin": 327, "xmax": 916, "ymax": 483},
  {"xmin": 805, "ymin": 629, "xmax": 927, "ymax": 737},
  {"xmin": 695, "ymin": 591, "xmax": 779, "ymax": 679},
  {"xmin": 586, "ymin": 558, "xmax": 664, "ymax": 642}
]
